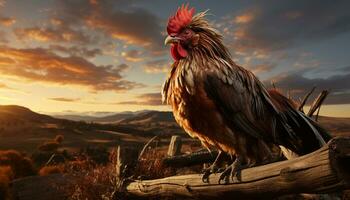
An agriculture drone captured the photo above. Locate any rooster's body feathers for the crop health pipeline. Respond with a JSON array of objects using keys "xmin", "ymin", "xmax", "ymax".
[{"xmin": 163, "ymin": 6, "xmax": 331, "ymax": 164}]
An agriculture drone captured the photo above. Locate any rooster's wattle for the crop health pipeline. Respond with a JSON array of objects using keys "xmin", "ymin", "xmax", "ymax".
[{"xmin": 162, "ymin": 5, "xmax": 331, "ymax": 183}]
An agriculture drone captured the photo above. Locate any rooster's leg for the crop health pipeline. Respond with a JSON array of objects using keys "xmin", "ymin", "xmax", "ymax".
[
  {"xmin": 218, "ymin": 155, "xmax": 244, "ymax": 184},
  {"xmin": 202, "ymin": 151, "xmax": 224, "ymax": 183}
]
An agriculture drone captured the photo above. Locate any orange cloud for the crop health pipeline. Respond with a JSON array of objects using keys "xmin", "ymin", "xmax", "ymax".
[
  {"xmin": 143, "ymin": 59, "xmax": 170, "ymax": 74},
  {"xmin": 0, "ymin": 45, "xmax": 143, "ymax": 92},
  {"xmin": 0, "ymin": 15, "xmax": 16, "ymax": 26},
  {"xmin": 246, "ymin": 63, "xmax": 276, "ymax": 74},
  {"xmin": 14, "ymin": 26, "xmax": 92, "ymax": 44},
  {"xmin": 0, "ymin": 31, "xmax": 7, "ymax": 43},
  {"xmin": 0, "ymin": 82, "xmax": 11, "ymax": 89},
  {"xmin": 234, "ymin": 12, "xmax": 254, "ymax": 24},
  {"xmin": 48, "ymin": 97, "xmax": 81, "ymax": 102},
  {"xmin": 118, "ymin": 93, "xmax": 162, "ymax": 106}
]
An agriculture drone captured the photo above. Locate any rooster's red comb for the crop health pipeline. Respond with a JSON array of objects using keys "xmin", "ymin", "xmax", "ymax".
[{"xmin": 167, "ymin": 4, "xmax": 195, "ymax": 35}]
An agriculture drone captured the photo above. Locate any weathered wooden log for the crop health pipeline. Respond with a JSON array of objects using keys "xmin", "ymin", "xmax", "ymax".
[
  {"xmin": 125, "ymin": 137, "xmax": 350, "ymax": 199},
  {"xmin": 167, "ymin": 135, "xmax": 182, "ymax": 157}
]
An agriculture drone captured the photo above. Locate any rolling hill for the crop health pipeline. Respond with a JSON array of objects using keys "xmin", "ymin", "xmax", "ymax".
[
  {"xmin": 53, "ymin": 110, "xmax": 150, "ymax": 123},
  {"xmin": 118, "ymin": 111, "xmax": 175, "ymax": 124},
  {"xmin": 0, "ymin": 105, "xmax": 58, "ymax": 124},
  {"xmin": 1, "ymin": 104, "xmax": 349, "ymax": 153},
  {"xmin": 0, "ymin": 105, "xmax": 154, "ymax": 152}
]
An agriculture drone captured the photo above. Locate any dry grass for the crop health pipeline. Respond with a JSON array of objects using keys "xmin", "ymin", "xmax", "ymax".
[
  {"xmin": 63, "ymin": 159, "xmax": 117, "ymax": 200},
  {"xmin": 135, "ymin": 147, "xmax": 174, "ymax": 180}
]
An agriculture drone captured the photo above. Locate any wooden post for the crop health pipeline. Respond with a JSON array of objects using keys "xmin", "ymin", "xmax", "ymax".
[
  {"xmin": 125, "ymin": 137, "xmax": 350, "ymax": 199},
  {"xmin": 299, "ymin": 86, "xmax": 316, "ymax": 112},
  {"xmin": 167, "ymin": 135, "xmax": 182, "ymax": 157},
  {"xmin": 163, "ymin": 149, "xmax": 221, "ymax": 167},
  {"xmin": 307, "ymin": 90, "xmax": 329, "ymax": 117},
  {"xmin": 116, "ymin": 145, "xmax": 139, "ymax": 178}
]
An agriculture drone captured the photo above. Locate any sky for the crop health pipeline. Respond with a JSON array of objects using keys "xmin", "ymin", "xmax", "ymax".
[{"xmin": 0, "ymin": 0, "xmax": 350, "ymax": 117}]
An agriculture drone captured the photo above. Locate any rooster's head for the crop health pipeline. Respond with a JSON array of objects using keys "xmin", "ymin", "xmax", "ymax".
[
  {"xmin": 165, "ymin": 4, "xmax": 227, "ymax": 61},
  {"xmin": 165, "ymin": 4, "xmax": 198, "ymax": 61}
]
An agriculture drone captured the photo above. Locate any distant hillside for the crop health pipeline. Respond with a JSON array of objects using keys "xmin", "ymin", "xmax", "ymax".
[
  {"xmin": 53, "ymin": 114, "xmax": 98, "ymax": 122},
  {"xmin": 119, "ymin": 111, "xmax": 175, "ymax": 124},
  {"xmin": 54, "ymin": 110, "xmax": 150, "ymax": 123},
  {"xmin": 0, "ymin": 105, "xmax": 58, "ymax": 124},
  {"xmin": 318, "ymin": 116, "xmax": 350, "ymax": 137},
  {"xmin": 0, "ymin": 105, "xmax": 153, "ymax": 153},
  {"xmin": 117, "ymin": 111, "xmax": 185, "ymax": 136},
  {"xmin": 1, "ymin": 104, "xmax": 349, "ymax": 153}
]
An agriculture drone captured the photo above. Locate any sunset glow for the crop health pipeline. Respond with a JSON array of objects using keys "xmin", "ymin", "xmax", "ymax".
[{"xmin": 0, "ymin": 0, "xmax": 349, "ymax": 117}]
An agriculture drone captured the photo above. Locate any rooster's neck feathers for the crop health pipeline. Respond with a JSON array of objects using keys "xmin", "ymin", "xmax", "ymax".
[{"xmin": 190, "ymin": 11, "xmax": 232, "ymax": 64}]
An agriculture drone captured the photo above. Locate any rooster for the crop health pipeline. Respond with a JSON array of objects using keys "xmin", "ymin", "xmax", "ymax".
[{"xmin": 163, "ymin": 5, "xmax": 331, "ymax": 183}]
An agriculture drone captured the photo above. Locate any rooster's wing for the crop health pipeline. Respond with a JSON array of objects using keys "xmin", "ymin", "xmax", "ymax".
[{"xmin": 202, "ymin": 60, "xmax": 300, "ymax": 151}]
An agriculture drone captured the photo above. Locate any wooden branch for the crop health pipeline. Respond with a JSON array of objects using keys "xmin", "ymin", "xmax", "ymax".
[
  {"xmin": 307, "ymin": 90, "xmax": 329, "ymax": 117},
  {"xmin": 299, "ymin": 86, "xmax": 316, "ymax": 112},
  {"xmin": 138, "ymin": 136, "xmax": 158, "ymax": 161},
  {"xmin": 125, "ymin": 137, "xmax": 350, "ymax": 199}
]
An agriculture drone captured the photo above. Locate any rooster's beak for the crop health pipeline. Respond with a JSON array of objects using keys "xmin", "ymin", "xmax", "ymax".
[{"xmin": 164, "ymin": 35, "xmax": 180, "ymax": 45}]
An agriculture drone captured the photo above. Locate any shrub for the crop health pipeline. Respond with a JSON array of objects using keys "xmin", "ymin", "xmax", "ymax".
[
  {"xmin": 0, "ymin": 150, "xmax": 36, "ymax": 178},
  {"xmin": 38, "ymin": 141, "xmax": 60, "ymax": 152},
  {"xmin": 80, "ymin": 146, "xmax": 109, "ymax": 164},
  {"xmin": 39, "ymin": 165, "xmax": 64, "ymax": 176},
  {"xmin": 54, "ymin": 135, "xmax": 64, "ymax": 144},
  {"xmin": 0, "ymin": 166, "xmax": 13, "ymax": 200}
]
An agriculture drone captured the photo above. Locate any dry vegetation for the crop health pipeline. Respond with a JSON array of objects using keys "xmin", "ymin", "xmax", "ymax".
[
  {"xmin": 2, "ymin": 134, "xmax": 350, "ymax": 200},
  {"xmin": 0, "ymin": 150, "xmax": 37, "ymax": 200},
  {"xmin": 0, "ymin": 104, "xmax": 350, "ymax": 199}
]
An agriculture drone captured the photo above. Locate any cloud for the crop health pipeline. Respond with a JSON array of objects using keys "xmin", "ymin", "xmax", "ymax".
[
  {"xmin": 246, "ymin": 63, "xmax": 276, "ymax": 74},
  {"xmin": 0, "ymin": 31, "xmax": 7, "ymax": 43},
  {"xmin": 0, "ymin": 82, "xmax": 12, "ymax": 89},
  {"xmin": 55, "ymin": 0, "xmax": 164, "ymax": 53},
  {"xmin": 0, "ymin": 15, "xmax": 15, "ymax": 26},
  {"xmin": 234, "ymin": 12, "xmax": 255, "ymax": 24},
  {"xmin": 227, "ymin": 1, "xmax": 350, "ymax": 52},
  {"xmin": 48, "ymin": 97, "xmax": 81, "ymax": 102},
  {"xmin": 14, "ymin": 26, "xmax": 93, "ymax": 44},
  {"xmin": 49, "ymin": 45, "xmax": 102, "ymax": 58},
  {"xmin": 0, "ymin": 45, "xmax": 143, "ymax": 92},
  {"xmin": 266, "ymin": 67, "xmax": 350, "ymax": 105},
  {"xmin": 143, "ymin": 59, "xmax": 170, "ymax": 74},
  {"xmin": 121, "ymin": 49, "xmax": 144, "ymax": 62},
  {"xmin": 118, "ymin": 92, "xmax": 162, "ymax": 106}
]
